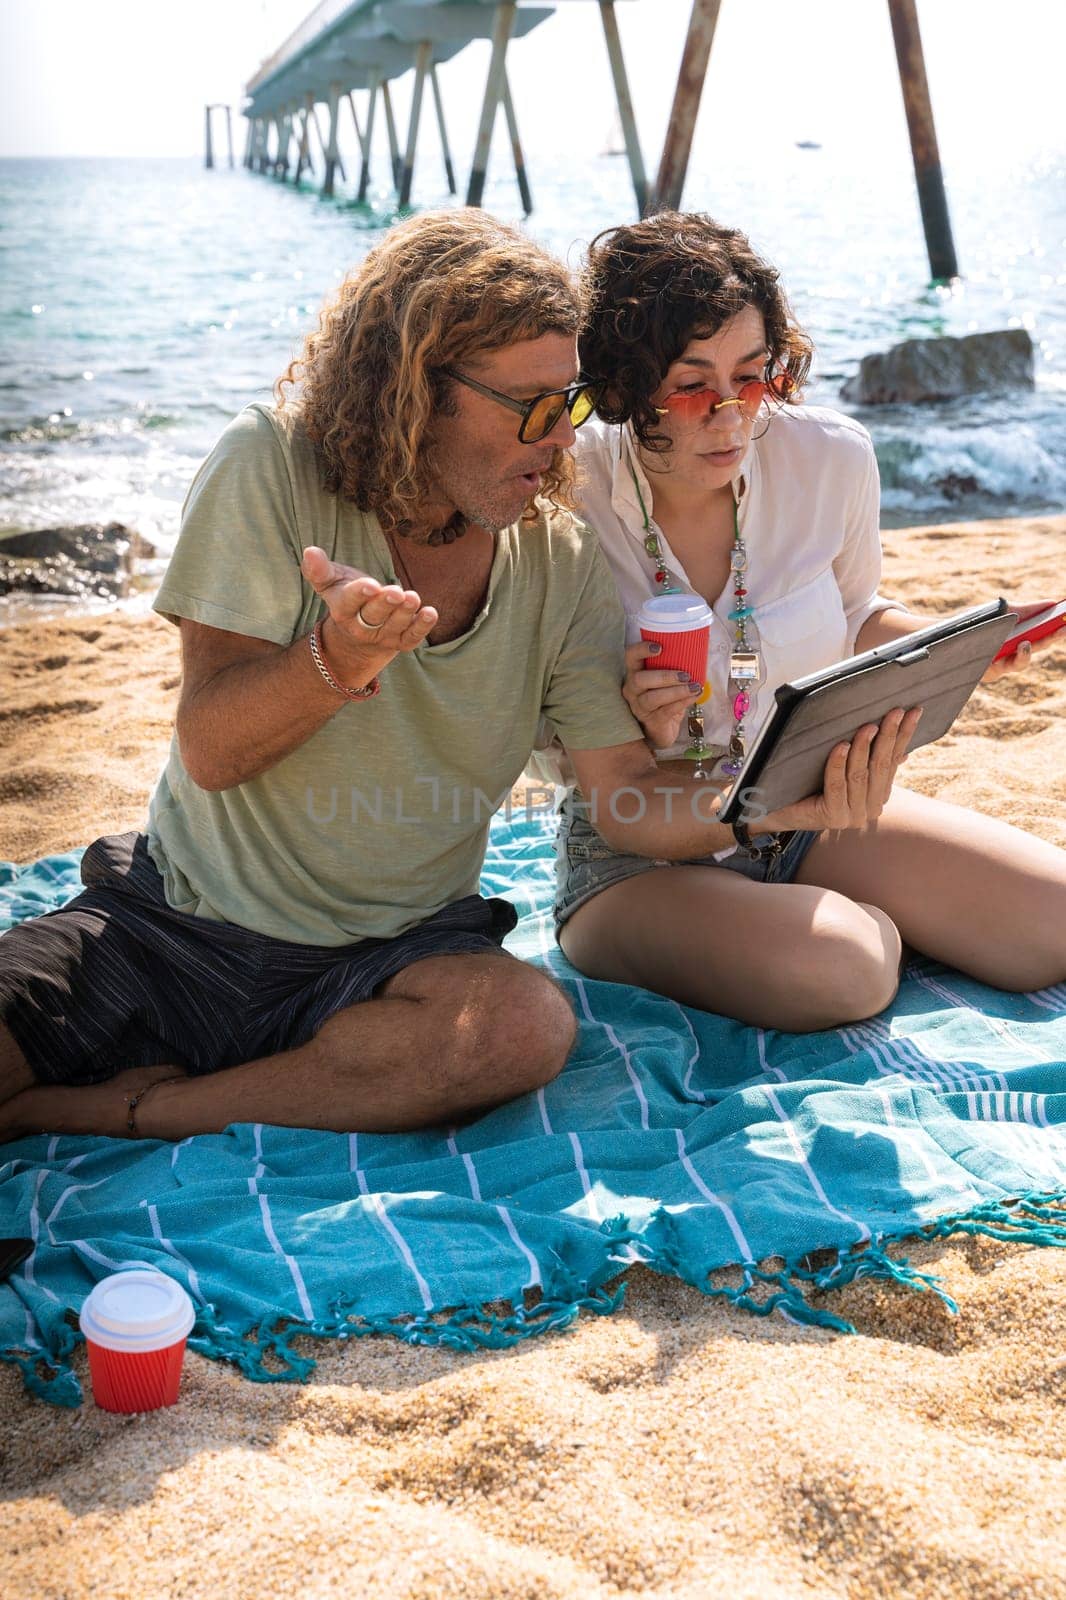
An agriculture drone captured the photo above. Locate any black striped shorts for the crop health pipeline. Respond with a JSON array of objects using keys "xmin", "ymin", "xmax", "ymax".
[{"xmin": 0, "ymin": 833, "xmax": 518, "ymax": 1087}]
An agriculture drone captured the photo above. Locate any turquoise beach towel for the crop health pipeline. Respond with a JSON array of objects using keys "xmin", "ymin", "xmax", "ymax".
[{"xmin": 2, "ymin": 809, "xmax": 1065, "ymax": 1407}]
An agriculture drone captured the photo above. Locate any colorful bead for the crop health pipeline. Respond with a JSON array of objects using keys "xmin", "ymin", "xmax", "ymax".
[
  {"xmin": 732, "ymin": 691, "xmax": 750, "ymax": 720},
  {"xmin": 654, "ymin": 570, "xmax": 666, "ymax": 583},
  {"xmin": 729, "ymin": 652, "xmax": 762, "ymax": 684},
  {"xmin": 721, "ymin": 759, "xmax": 742, "ymax": 776},
  {"xmin": 728, "ymin": 605, "xmax": 755, "ymax": 621},
  {"xmin": 644, "ymin": 535, "xmax": 659, "ymax": 556}
]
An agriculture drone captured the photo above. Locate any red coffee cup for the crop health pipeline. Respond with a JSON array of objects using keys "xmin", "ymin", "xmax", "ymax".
[
  {"xmin": 637, "ymin": 593, "xmax": 715, "ymax": 685},
  {"xmin": 79, "ymin": 1270, "xmax": 195, "ymax": 1413}
]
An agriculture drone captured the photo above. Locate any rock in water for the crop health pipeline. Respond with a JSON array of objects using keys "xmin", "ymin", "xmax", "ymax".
[
  {"xmin": 841, "ymin": 329, "xmax": 1035, "ymax": 405},
  {"xmin": 0, "ymin": 522, "xmax": 156, "ymax": 598}
]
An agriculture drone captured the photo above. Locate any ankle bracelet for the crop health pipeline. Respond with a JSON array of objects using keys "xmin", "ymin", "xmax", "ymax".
[{"xmin": 125, "ymin": 1075, "xmax": 185, "ymax": 1137}]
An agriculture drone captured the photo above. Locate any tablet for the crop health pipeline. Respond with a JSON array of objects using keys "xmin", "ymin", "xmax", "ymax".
[{"xmin": 718, "ymin": 599, "xmax": 1015, "ymax": 826}]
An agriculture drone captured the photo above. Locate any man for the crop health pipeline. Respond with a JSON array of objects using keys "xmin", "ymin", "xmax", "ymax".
[{"xmin": 0, "ymin": 210, "xmax": 897, "ymax": 1144}]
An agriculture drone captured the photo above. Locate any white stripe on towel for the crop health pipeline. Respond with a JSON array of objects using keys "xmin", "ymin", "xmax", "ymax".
[
  {"xmin": 764, "ymin": 1086, "xmax": 870, "ymax": 1243},
  {"xmin": 674, "ymin": 1128, "xmax": 752, "ymax": 1262}
]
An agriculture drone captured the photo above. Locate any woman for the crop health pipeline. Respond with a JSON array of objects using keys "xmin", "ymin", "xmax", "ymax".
[{"xmin": 543, "ymin": 211, "xmax": 1066, "ymax": 1032}]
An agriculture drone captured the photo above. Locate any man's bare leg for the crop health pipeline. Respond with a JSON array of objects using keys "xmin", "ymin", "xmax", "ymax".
[
  {"xmin": 1, "ymin": 952, "xmax": 577, "ymax": 1143},
  {"xmin": 0, "ymin": 1020, "xmax": 37, "ymax": 1104}
]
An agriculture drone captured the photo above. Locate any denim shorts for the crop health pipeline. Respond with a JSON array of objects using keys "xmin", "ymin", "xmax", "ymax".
[
  {"xmin": 554, "ymin": 795, "xmax": 821, "ymax": 931},
  {"xmin": 0, "ymin": 832, "xmax": 518, "ymax": 1088}
]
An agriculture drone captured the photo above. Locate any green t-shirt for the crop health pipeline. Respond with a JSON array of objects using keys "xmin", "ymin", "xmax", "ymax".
[{"xmin": 148, "ymin": 403, "xmax": 640, "ymax": 946}]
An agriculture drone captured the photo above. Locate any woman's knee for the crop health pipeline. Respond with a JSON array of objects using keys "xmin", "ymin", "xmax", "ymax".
[{"xmin": 797, "ymin": 896, "xmax": 902, "ymax": 1030}]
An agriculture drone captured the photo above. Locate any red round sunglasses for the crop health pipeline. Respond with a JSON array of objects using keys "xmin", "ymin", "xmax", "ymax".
[{"xmin": 657, "ymin": 371, "xmax": 795, "ymax": 422}]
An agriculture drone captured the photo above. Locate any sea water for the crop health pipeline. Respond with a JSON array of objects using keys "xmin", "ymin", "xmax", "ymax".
[{"xmin": 1, "ymin": 149, "xmax": 1063, "ymax": 615}]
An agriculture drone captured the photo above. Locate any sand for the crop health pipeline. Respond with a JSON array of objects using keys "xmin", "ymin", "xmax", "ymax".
[{"xmin": 1, "ymin": 514, "xmax": 1065, "ymax": 1600}]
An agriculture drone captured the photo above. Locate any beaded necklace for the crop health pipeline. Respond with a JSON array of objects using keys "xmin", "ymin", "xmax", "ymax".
[{"xmin": 628, "ymin": 451, "xmax": 763, "ymax": 779}]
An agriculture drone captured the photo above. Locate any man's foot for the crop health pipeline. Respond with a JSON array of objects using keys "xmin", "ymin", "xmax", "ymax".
[{"xmin": 0, "ymin": 1062, "xmax": 189, "ymax": 1143}]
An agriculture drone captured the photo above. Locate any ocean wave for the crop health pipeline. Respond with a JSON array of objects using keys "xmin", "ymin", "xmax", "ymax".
[
  {"xmin": 0, "ymin": 411, "xmax": 177, "ymax": 445},
  {"xmin": 875, "ymin": 421, "xmax": 1066, "ymax": 506},
  {"xmin": 0, "ymin": 447, "xmax": 187, "ymax": 556}
]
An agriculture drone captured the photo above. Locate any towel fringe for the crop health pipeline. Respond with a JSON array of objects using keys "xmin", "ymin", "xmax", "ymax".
[
  {"xmin": 771, "ymin": 1189, "xmax": 1066, "ymax": 1333},
  {"xmin": 7, "ymin": 1192, "xmax": 1066, "ymax": 1403},
  {"xmin": 635, "ymin": 1190, "xmax": 1066, "ymax": 1337}
]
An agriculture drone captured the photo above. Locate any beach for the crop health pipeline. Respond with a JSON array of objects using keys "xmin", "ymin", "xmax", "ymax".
[{"xmin": 1, "ymin": 511, "xmax": 1065, "ymax": 1598}]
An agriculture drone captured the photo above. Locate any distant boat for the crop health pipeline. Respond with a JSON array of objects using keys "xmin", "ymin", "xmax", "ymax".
[
  {"xmin": 602, "ymin": 112, "xmax": 626, "ymax": 158},
  {"xmin": 795, "ymin": 140, "xmax": 822, "ymax": 150}
]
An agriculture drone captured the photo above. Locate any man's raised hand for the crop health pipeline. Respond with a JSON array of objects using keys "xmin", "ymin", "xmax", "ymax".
[{"xmin": 301, "ymin": 545, "xmax": 438, "ymax": 674}]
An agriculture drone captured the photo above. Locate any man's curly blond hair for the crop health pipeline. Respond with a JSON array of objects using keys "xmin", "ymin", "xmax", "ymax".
[{"xmin": 276, "ymin": 210, "xmax": 579, "ymax": 531}]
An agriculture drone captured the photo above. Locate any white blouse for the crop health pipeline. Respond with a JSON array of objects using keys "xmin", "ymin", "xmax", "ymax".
[{"xmin": 531, "ymin": 404, "xmax": 897, "ymax": 785}]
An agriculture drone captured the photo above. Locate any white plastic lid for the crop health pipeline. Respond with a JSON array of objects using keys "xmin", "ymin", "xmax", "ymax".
[
  {"xmin": 79, "ymin": 1270, "xmax": 195, "ymax": 1353},
  {"xmin": 636, "ymin": 593, "xmax": 715, "ymax": 633}
]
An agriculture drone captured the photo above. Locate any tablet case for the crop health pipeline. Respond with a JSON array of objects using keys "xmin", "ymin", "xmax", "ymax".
[{"xmin": 718, "ymin": 600, "xmax": 1014, "ymax": 825}]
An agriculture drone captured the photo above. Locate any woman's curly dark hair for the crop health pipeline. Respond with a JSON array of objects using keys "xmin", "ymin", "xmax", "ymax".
[
  {"xmin": 275, "ymin": 210, "xmax": 580, "ymax": 530},
  {"xmin": 579, "ymin": 211, "xmax": 814, "ymax": 454}
]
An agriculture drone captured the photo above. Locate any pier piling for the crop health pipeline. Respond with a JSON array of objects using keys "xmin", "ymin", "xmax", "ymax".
[
  {"xmin": 356, "ymin": 80, "xmax": 378, "ymax": 202},
  {"xmin": 273, "ymin": 112, "xmax": 288, "ymax": 179},
  {"xmin": 323, "ymin": 84, "xmax": 341, "ymax": 196},
  {"xmin": 652, "ymin": 0, "xmax": 722, "ymax": 212},
  {"xmin": 295, "ymin": 96, "xmax": 313, "ymax": 183},
  {"xmin": 501, "ymin": 72, "xmax": 532, "ymax": 215},
  {"xmin": 599, "ymin": 1, "xmax": 648, "ymax": 215},
  {"xmin": 399, "ymin": 40, "xmax": 434, "ymax": 206},
  {"xmin": 430, "ymin": 66, "xmax": 457, "ymax": 197},
  {"xmin": 466, "ymin": 2, "xmax": 517, "ymax": 208},
  {"xmin": 887, "ymin": 0, "xmax": 959, "ymax": 281},
  {"xmin": 381, "ymin": 80, "xmax": 402, "ymax": 190},
  {"xmin": 205, "ymin": 104, "xmax": 234, "ymax": 170},
  {"xmin": 311, "ymin": 101, "xmax": 342, "ymax": 182}
]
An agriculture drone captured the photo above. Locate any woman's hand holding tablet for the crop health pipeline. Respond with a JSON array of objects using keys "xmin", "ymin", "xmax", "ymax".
[
  {"xmin": 749, "ymin": 705, "xmax": 924, "ymax": 836},
  {"xmin": 718, "ymin": 600, "xmax": 1015, "ymax": 827},
  {"xmin": 983, "ymin": 599, "xmax": 1066, "ymax": 681}
]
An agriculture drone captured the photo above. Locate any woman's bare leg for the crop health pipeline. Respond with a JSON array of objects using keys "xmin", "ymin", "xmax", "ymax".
[
  {"xmin": 558, "ymin": 866, "xmax": 902, "ymax": 1032},
  {"xmin": 793, "ymin": 786, "xmax": 1066, "ymax": 991}
]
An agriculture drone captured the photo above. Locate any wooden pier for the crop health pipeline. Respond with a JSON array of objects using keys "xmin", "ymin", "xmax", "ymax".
[
  {"xmin": 242, "ymin": 1, "xmax": 551, "ymax": 214},
  {"xmin": 235, "ymin": 0, "xmax": 959, "ymax": 282}
]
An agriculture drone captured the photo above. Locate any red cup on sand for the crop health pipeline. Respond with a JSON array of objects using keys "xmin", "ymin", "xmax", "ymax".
[
  {"xmin": 637, "ymin": 593, "xmax": 715, "ymax": 684},
  {"xmin": 79, "ymin": 1270, "xmax": 195, "ymax": 1413}
]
